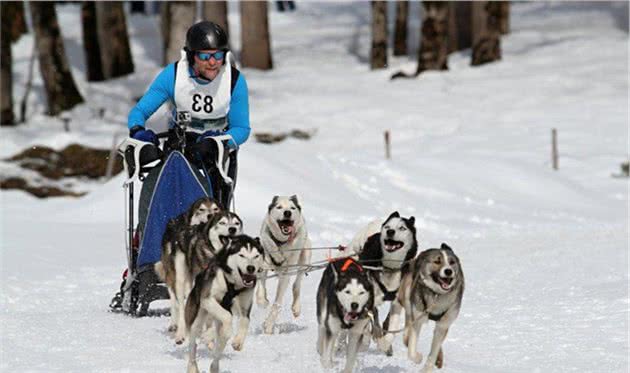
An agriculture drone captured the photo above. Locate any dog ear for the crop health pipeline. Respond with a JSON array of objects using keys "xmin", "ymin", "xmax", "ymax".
[
  {"xmin": 440, "ymin": 242, "xmax": 453, "ymax": 251},
  {"xmin": 268, "ymin": 196, "xmax": 279, "ymax": 212},
  {"xmin": 289, "ymin": 195, "xmax": 302, "ymax": 211},
  {"xmin": 386, "ymin": 211, "xmax": 400, "ymax": 221},
  {"xmin": 407, "ymin": 216, "xmax": 415, "ymax": 226}
]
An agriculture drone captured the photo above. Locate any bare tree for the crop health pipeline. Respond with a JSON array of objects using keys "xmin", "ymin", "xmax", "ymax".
[
  {"xmin": 240, "ymin": 2, "xmax": 273, "ymax": 70},
  {"xmin": 498, "ymin": 1, "xmax": 510, "ymax": 35},
  {"xmin": 202, "ymin": 1, "xmax": 229, "ymax": 32},
  {"xmin": 5, "ymin": 1, "xmax": 27, "ymax": 43},
  {"xmin": 82, "ymin": 1, "xmax": 105, "ymax": 82},
  {"xmin": 393, "ymin": 1, "xmax": 409, "ymax": 56},
  {"xmin": 449, "ymin": 1, "xmax": 472, "ymax": 53},
  {"xmin": 471, "ymin": 1, "xmax": 501, "ymax": 66},
  {"xmin": 162, "ymin": 1, "xmax": 195, "ymax": 65},
  {"xmin": 370, "ymin": 1, "xmax": 388, "ymax": 69},
  {"xmin": 1, "ymin": 2, "xmax": 15, "ymax": 126},
  {"xmin": 96, "ymin": 2, "xmax": 134, "ymax": 78},
  {"xmin": 392, "ymin": 1, "xmax": 449, "ymax": 79},
  {"xmin": 29, "ymin": 2, "xmax": 84, "ymax": 116}
]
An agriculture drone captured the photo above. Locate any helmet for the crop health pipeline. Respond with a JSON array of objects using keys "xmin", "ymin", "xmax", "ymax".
[{"xmin": 185, "ymin": 21, "xmax": 229, "ymax": 52}]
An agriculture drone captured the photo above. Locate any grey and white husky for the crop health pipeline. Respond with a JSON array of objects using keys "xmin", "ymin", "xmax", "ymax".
[
  {"xmin": 316, "ymin": 257, "xmax": 374, "ymax": 373},
  {"xmin": 184, "ymin": 235, "xmax": 265, "ymax": 373},
  {"xmin": 256, "ymin": 195, "xmax": 312, "ymax": 334},
  {"xmin": 349, "ymin": 211, "xmax": 418, "ymax": 353},
  {"xmin": 394, "ymin": 243, "xmax": 464, "ymax": 372},
  {"xmin": 156, "ymin": 203, "xmax": 242, "ymax": 344}
]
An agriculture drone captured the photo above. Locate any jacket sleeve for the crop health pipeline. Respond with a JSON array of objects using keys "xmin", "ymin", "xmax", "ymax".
[
  {"xmin": 226, "ymin": 73, "xmax": 250, "ymax": 148},
  {"xmin": 127, "ymin": 64, "xmax": 176, "ymax": 129}
]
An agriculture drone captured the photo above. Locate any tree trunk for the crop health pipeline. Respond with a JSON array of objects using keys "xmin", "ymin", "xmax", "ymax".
[
  {"xmin": 370, "ymin": 1, "xmax": 388, "ymax": 69},
  {"xmin": 451, "ymin": 1, "xmax": 472, "ymax": 52},
  {"xmin": 471, "ymin": 1, "xmax": 501, "ymax": 66},
  {"xmin": 498, "ymin": 1, "xmax": 510, "ymax": 35},
  {"xmin": 416, "ymin": 1, "xmax": 449, "ymax": 73},
  {"xmin": 5, "ymin": 1, "xmax": 27, "ymax": 43},
  {"xmin": 393, "ymin": 1, "xmax": 408, "ymax": 56},
  {"xmin": 202, "ymin": 1, "xmax": 229, "ymax": 35},
  {"xmin": 1, "ymin": 2, "xmax": 15, "ymax": 126},
  {"xmin": 82, "ymin": 1, "xmax": 105, "ymax": 82},
  {"xmin": 240, "ymin": 2, "xmax": 273, "ymax": 70},
  {"xmin": 96, "ymin": 2, "xmax": 134, "ymax": 78},
  {"xmin": 29, "ymin": 2, "xmax": 84, "ymax": 116},
  {"xmin": 162, "ymin": 1, "xmax": 195, "ymax": 65}
]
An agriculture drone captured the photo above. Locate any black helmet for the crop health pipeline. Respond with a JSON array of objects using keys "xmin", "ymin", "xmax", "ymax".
[{"xmin": 185, "ymin": 21, "xmax": 229, "ymax": 52}]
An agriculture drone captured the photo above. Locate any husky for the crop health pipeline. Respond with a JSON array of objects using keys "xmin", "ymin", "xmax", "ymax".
[
  {"xmin": 350, "ymin": 211, "xmax": 418, "ymax": 354},
  {"xmin": 317, "ymin": 257, "xmax": 374, "ymax": 373},
  {"xmin": 157, "ymin": 207, "xmax": 243, "ymax": 344},
  {"xmin": 394, "ymin": 244, "xmax": 464, "ymax": 372},
  {"xmin": 184, "ymin": 235, "xmax": 265, "ymax": 373},
  {"xmin": 256, "ymin": 195, "xmax": 312, "ymax": 334}
]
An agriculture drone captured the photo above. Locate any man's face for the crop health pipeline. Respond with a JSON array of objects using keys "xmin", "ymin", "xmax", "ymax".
[{"xmin": 193, "ymin": 49, "xmax": 225, "ymax": 80}]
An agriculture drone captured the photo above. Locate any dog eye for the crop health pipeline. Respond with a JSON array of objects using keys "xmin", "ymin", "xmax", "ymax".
[
  {"xmin": 449, "ymin": 260, "xmax": 455, "ymax": 265},
  {"xmin": 276, "ymin": 206, "xmax": 283, "ymax": 209},
  {"xmin": 434, "ymin": 259, "xmax": 441, "ymax": 264},
  {"xmin": 359, "ymin": 291, "xmax": 366, "ymax": 295},
  {"xmin": 345, "ymin": 290, "xmax": 351, "ymax": 294},
  {"xmin": 399, "ymin": 226, "xmax": 406, "ymax": 231},
  {"xmin": 239, "ymin": 254, "xmax": 245, "ymax": 258}
]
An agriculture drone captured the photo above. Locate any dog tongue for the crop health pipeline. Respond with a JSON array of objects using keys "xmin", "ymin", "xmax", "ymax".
[{"xmin": 344, "ymin": 312, "xmax": 359, "ymax": 323}]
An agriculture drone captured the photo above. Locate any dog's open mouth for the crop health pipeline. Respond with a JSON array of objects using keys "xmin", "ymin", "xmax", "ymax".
[
  {"xmin": 277, "ymin": 219, "xmax": 294, "ymax": 235},
  {"xmin": 239, "ymin": 270, "xmax": 257, "ymax": 288},
  {"xmin": 383, "ymin": 239, "xmax": 404, "ymax": 252},
  {"xmin": 432, "ymin": 273, "xmax": 454, "ymax": 290},
  {"xmin": 344, "ymin": 312, "xmax": 360, "ymax": 323}
]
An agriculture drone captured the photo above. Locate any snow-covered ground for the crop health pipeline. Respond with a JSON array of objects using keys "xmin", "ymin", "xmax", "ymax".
[{"xmin": 1, "ymin": 2, "xmax": 628, "ymax": 372}]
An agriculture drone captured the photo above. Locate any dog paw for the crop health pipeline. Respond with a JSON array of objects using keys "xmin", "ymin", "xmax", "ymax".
[
  {"xmin": 409, "ymin": 352, "xmax": 423, "ymax": 364},
  {"xmin": 175, "ymin": 332, "xmax": 186, "ymax": 345},
  {"xmin": 231, "ymin": 337, "xmax": 244, "ymax": 351},
  {"xmin": 186, "ymin": 361, "xmax": 200, "ymax": 373},
  {"xmin": 320, "ymin": 357, "xmax": 334, "ymax": 369},
  {"xmin": 210, "ymin": 360, "xmax": 220, "ymax": 373},
  {"xmin": 291, "ymin": 302, "xmax": 301, "ymax": 318},
  {"xmin": 376, "ymin": 336, "xmax": 389, "ymax": 352},
  {"xmin": 167, "ymin": 324, "xmax": 177, "ymax": 333},
  {"xmin": 420, "ymin": 364, "xmax": 434, "ymax": 373}
]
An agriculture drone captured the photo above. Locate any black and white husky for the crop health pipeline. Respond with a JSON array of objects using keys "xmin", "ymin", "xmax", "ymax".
[
  {"xmin": 349, "ymin": 211, "xmax": 418, "ymax": 353},
  {"xmin": 156, "ymin": 204, "xmax": 243, "ymax": 344},
  {"xmin": 256, "ymin": 195, "xmax": 312, "ymax": 334},
  {"xmin": 394, "ymin": 244, "xmax": 464, "ymax": 373},
  {"xmin": 184, "ymin": 235, "xmax": 265, "ymax": 373},
  {"xmin": 316, "ymin": 257, "xmax": 374, "ymax": 373}
]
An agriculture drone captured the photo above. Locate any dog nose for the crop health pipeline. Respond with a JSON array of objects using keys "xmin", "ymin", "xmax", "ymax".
[
  {"xmin": 386, "ymin": 229, "xmax": 395, "ymax": 237},
  {"xmin": 229, "ymin": 227, "xmax": 237, "ymax": 235},
  {"xmin": 247, "ymin": 265, "xmax": 256, "ymax": 274},
  {"xmin": 351, "ymin": 302, "xmax": 359, "ymax": 311},
  {"xmin": 444, "ymin": 268, "xmax": 453, "ymax": 276},
  {"xmin": 283, "ymin": 210, "xmax": 292, "ymax": 218}
]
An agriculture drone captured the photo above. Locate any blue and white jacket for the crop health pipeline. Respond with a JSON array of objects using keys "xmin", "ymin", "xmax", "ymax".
[{"xmin": 128, "ymin": 51, "xmax": 250, "ymax": 148}]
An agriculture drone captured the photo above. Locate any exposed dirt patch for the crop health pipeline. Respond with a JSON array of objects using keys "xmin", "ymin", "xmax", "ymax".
[{"xmin": 2, "ymin": 144, "xmax": 124, "ymax": 198}]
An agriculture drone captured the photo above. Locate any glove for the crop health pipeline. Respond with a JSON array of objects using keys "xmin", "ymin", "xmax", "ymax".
[{"xmin": 129, "ymin": 125, "xmax": 158, "ymax": 145}]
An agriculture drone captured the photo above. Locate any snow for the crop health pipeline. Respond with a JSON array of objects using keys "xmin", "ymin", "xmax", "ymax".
[{"xmin": 1, "ymin": 2, "xmax": 628, "ymax": 372}]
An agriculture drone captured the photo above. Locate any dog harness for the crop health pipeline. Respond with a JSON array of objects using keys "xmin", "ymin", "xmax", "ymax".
[
  {"xmin": 220, "ymin": 274, "xmax": 248, "ymax": 313},
  {"xmin": 371, "ymin": 273, "xmax": 398, "ymax": 302}
]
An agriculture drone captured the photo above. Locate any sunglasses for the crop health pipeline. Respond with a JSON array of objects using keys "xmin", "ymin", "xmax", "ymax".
[{"xmin": 196, "ymin": 51, "xmax": 226, "ymax": 61}]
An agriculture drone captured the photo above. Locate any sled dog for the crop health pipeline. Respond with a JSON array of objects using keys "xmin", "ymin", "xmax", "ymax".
[
  {"xmin": 184, "ymin": 235, "xmax": 265, "ymax": 373},
  {"xmin": 157, "ymin": 206, "xmax": 243, "ymax": 344},
  {"xmin": 256, "ymin": 195, "xmax": 312, "ymax": 334},
  {"xmin": 394, "ymin": 244, "xmax": 464, "ymax": 372},
  {"xmin": 317, "ymin": 257, "xmax": 374, "ymax": 373},
  {"xmin": 350, "ymin": 211, "xmax": 418, "ymax": 354}
]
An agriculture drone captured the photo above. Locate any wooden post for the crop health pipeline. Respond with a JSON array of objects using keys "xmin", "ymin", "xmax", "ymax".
[
  {"xmin": 552, "ymin": 128, "xmax": 558, "ymax": 170},
  {"xmin": 384, "ymin": 130, "xmax": 391, "ymax": 159}
]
